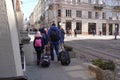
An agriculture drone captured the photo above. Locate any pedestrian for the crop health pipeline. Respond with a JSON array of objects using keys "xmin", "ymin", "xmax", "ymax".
[
  {"xmin": 92, "ymin": 29, "xmax": 95, "ymax": 36},
  {"xmin": 33, "ymin": 30, "xmax": 44, "ymax": 65},
  {"xmin": 39, "ymin": 27, "xmax": 49, "ymax": 53},
  {"xmin": 66, "ymin": 28, "xmax": 69, "ymax": 36},
  {"xmin": 60, "ymin": 27, "xmax": 65, "ymax": 43},
  {"xmin": 74, "ymin": 28, "xmax": 77, "ymax": 37},
  {"xmin": 114, "ymin": 30, "xmax": 118, "ymax": 40},
  {"xmin": 99, "ymin": 31, "xmax": 102, "ymax": 36},
  {"xmin": 48, "ymin": 23, "xmax": 63, "ymax": 61}
]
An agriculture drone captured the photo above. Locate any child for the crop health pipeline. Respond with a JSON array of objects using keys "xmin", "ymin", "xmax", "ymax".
[{"xmin": 33, "ymin": 31, "xmax": 44, "ymax": 65}]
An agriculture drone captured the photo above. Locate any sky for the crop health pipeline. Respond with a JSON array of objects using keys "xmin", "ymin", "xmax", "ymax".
[{"xmin": 21, "ymin": 0, "xmax": 38, "ymax": 20}]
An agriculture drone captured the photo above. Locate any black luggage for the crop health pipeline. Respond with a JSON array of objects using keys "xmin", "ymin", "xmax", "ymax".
[
  {"xmin": 40, "ymin": 54, "xmax": 50, "ymax": 67},
  {"xmin": 59, "ymin": 44, "xmax": 71, "ymax": 65}
]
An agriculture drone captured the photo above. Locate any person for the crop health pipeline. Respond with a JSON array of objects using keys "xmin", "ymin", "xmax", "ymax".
[
  {"xmin": 92, "ymin": 29, "xmax": 95, "ymax": 36},
  {"xmin": 66, "ymin": 28, "xmax": 69, "ymax": 36},
  {"xmin": 48, "ymin": 23, "xmax": 63, "ymax": 61},
  {"xmin": 60, "ymin": 28, "xmax": 65, "ymax": 43},
  {"xmin": 39, "ymin": 27, "xmax": 49, "ymax": 50},
  {"xmin": 99, "ymin": 31, "xmax": 102, "ymax": 36},
  {"xmin": 114, "ymin": 30, "xmax": 118, "ymax": 40},
  {"xmin": 33, "ymin": 31, "xmax": 44, "ymax": 65},
  {"xmin": 74, "ymin": 28, "xmax": 77, "ymax": 37}
]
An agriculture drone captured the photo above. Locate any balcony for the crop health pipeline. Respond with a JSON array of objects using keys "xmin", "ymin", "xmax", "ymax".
[
  {"xmin": 114, "ymin": 6, "xmax": 120, "ymax": 11},
  {"xmin": 94, "ymin": 4, "xmax": 103, "ymax": 10}
]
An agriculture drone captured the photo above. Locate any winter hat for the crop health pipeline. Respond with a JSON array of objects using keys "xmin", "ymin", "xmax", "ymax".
[{"xmin": 35, "ymin": 31, "xmax": 42, "ymax": 37}]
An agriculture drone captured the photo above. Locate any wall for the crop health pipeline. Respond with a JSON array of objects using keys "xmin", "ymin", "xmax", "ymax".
[{"xmin": 0, "ymin": 0, "xmax": 23, "ymax": 78}]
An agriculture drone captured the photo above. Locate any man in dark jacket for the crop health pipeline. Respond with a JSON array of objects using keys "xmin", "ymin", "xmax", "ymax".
[{"xmin": 48, "ymin": 23, "xmax": 63, "ymax": 61}]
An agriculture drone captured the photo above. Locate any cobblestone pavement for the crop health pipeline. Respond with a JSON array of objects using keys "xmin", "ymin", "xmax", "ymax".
[{"xmin": 64, "ymin": 35, "xmax": 120, "ymax": 80}]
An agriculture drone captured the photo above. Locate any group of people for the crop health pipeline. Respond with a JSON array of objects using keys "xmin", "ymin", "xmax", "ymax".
[{"xmin": 33, "ymin": 23, "xmax": 65, "ymax": 65}]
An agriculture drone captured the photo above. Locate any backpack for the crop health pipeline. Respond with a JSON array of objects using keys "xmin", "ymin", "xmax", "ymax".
[
  {"xmin": 35, "ymin": 39, "xmax": 42, "ymax": 47},
  {"xmin": 60, "ymin": 51, "xmax": 70, "ymax": 65},
  {"xmin": 50, "ymin": 29, "xmax": 60, "ymax": 42}
]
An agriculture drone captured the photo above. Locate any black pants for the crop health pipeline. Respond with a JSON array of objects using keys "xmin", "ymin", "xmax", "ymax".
[{"xmin": 35, "ymin": 48, "xmax": 42, "ymax": 65}]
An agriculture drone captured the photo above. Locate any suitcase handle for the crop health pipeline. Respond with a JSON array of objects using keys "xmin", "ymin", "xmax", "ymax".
[{"xmin": 60, "ymin": 43, "xmax": 65, "ymax": 51}]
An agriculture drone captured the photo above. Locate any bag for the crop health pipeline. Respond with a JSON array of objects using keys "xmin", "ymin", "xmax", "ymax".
[
  {"xmin": 35, "ymin": 39, "xmax": 42, "ymax": 47},
  {"xmin": 40, "ymin": 54, "xmax": 50, "ymax": 67},
  {"xmin": 50, "ymin": 29, "xmax": 60, "ymax": 42},
  {"xmin": 59, "ymin": 51, "xmax": 70, "ymax": 65}
]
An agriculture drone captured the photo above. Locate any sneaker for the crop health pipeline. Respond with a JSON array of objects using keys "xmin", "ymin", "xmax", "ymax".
[
  {"xmin": 37, "ymin": 60, "xmax": 40, "ymax": 66},
  {"xmin": 57, "ymin": 56, "xmax": 60, "ymax": 61}
]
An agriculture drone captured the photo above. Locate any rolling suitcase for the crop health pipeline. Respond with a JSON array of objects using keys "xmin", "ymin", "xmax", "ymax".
[
  {"xmin": 59, "ymin": 44, "xmax": 71, "ymax": 65},
  {"xmin": 40, "ymin": 54, "xmax": 50, "ymax": 67}
]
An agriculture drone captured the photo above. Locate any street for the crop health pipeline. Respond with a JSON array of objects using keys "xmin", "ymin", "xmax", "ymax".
[{"xmin": 65, "ymin": 35, "xmax": 120, "ymax": 80}]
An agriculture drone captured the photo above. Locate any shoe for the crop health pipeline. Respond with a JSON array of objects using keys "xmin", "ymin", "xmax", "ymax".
[
  {"xmin": 37, "ymin": 60, "xmax": 40, "ymax": 65},
  {"xmin": 37, "ymin": 62, "xmax": 39, "ymax": 65},
  {"xmin": 57, "ymin": 56, "xmax": 60, "ymax": 61}
]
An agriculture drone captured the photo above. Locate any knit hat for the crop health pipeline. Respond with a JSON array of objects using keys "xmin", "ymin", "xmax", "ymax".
[{"xmin": 35, "ymin": 31, "xmax": 42, "ymax": 37}]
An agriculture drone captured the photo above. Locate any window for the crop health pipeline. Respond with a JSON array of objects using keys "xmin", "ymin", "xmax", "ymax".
[
  {"xmin": 76, "ymin": 11, "xmax": 82, "ymax": 17},
  {"xmin": 88, "ymin": 0, "xmax": 92, "ymax": 4},
  {"xmin": 76, "ymin": 0, "xmax": 80, "ymax": 3},
  {"xmin": 58, "ymin": 9, "xmax": 61, "ymax": 17},
  {"xmin": 109, "ymin": 12, "xmax": 112, "ymax": 20},
  {"xmin": 102, "ymin": 12, "xmax": 106, "ymax": 19},
  {"xmin": 95, "ymin": 0, "xmax": 99, "ymax": 4},
  {"xmin": 66, "ymin": 9, "xmax": 71, "ymax": 17},
  {"xmin": 65, "ymin": 0, "xmax": 72, "ymax": 3},
  {"xmin": 95, "ymin": 12, "xmax": 99, "ymax": 19},
  {"xmin": 107, "ymin": 0, "xmax": 112, "ymax": 6},
  {"xmin": 88, "ymin": 11, "xmax": 92, "ymax": 18},
  {"xmin": 116, "ymin": 13, "xmax": 119, "ymax": 20}
]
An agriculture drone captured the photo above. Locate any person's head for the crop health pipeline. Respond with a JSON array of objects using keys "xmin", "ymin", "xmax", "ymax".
[
  {"xmin": 35, "ymin": 31, "xmax": 42, "ymax": 37},
  {"xmin": 52, "ymin": 23, "xmax": 56, "ymax": 26}
]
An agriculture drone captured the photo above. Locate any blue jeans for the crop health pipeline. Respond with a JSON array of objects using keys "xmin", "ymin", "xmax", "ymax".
[{"xmin": 50, "ymin": 43, "xmax": 59, "ymax": 61}]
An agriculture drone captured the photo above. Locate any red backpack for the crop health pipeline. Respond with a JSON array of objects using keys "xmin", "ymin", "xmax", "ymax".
[{"xmin": 35, "ymin": 39, "xmax": 42, "ymax": 47}]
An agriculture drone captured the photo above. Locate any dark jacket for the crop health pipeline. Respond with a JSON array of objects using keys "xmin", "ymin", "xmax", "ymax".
[
  {"xmin": 39, "ymin": 28, "xmax": 49, "ymax": 45},
  {"xmin": 60, "ymin": 28, "xmax": 65, "ymax": 40},
  {"xmin": 33, "ymin": 37, "xmax": 44, "ymax": 51},
  {"xmin": 48, "ymin": 26, "xmax": 63, "ymax": 44}
]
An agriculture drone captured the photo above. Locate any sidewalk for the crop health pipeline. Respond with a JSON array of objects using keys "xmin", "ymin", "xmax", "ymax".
[
  {"xmin": 26, "ymin": 34, "xmax": 120, "ymax": 80},
  {"xmin": 65, "ymin": 35, "xmax": 120, "ymax": 41},
  {"xmin": 25, "ymin": 58, "xmax": 94, "ymax": 80},
  {"xmin": 25, "ymin": 34, "xmax": 95, "ymax": 80}
]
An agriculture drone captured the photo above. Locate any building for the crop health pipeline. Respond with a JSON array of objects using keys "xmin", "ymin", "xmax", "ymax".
[
  {"xmin": 34, "ymin": 0, "xmax": 120, "ymax": 35},
  {"xmin": 29, "ymin": 0, "xmax": 42, "ymax": 29},
  {"xmin": 0, "ymin": 0, "xmax": 27, "ymax": 79}
]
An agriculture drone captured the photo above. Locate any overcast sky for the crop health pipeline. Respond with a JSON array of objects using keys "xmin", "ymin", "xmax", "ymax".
[{"xmin": 21, "ymin": 0, "xmax": 38, "ymax": 20}]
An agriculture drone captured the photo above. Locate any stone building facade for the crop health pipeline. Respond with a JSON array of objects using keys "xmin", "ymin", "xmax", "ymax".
[
  {"xmin": 0, "ymin": 0, "xmax": 26, "ymax": 79},
  {"xmin": 35, "ymin": 0, "xmax": 120, "ymax": 35}
]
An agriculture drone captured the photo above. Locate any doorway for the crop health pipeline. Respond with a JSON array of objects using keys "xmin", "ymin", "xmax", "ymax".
[
  {"xmin": 88, "ymin": 23, "xmax": 96, "ymax": 34},
  {"xmin": 76, "ymin": 22, "xmax": 82, "ymax": 34},
  {"xmin": 102, "ymin": 23, "xmax": 106, "ymax": 35},
  {"xmin": 109, "ymin": 24, "xmax": 113, "ymax": 35}
]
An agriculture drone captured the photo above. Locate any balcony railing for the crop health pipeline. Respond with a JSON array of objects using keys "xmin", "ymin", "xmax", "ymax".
[
  {"xmin": 114, "ymin": 6, "xmax": 120, "ymax": 11},
  {"xmin": 94, "ymin": 4, "xmax": 103, "ymax": 10}
]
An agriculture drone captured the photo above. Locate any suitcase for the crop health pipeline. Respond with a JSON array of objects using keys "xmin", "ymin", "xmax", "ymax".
[
  {"xmin": 59, "ymin": 44, "xmax": 71, "ymax": 65},
  {"xmin": 40, "ymin": 53, "xmax": 50, "ymax": 67}
]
